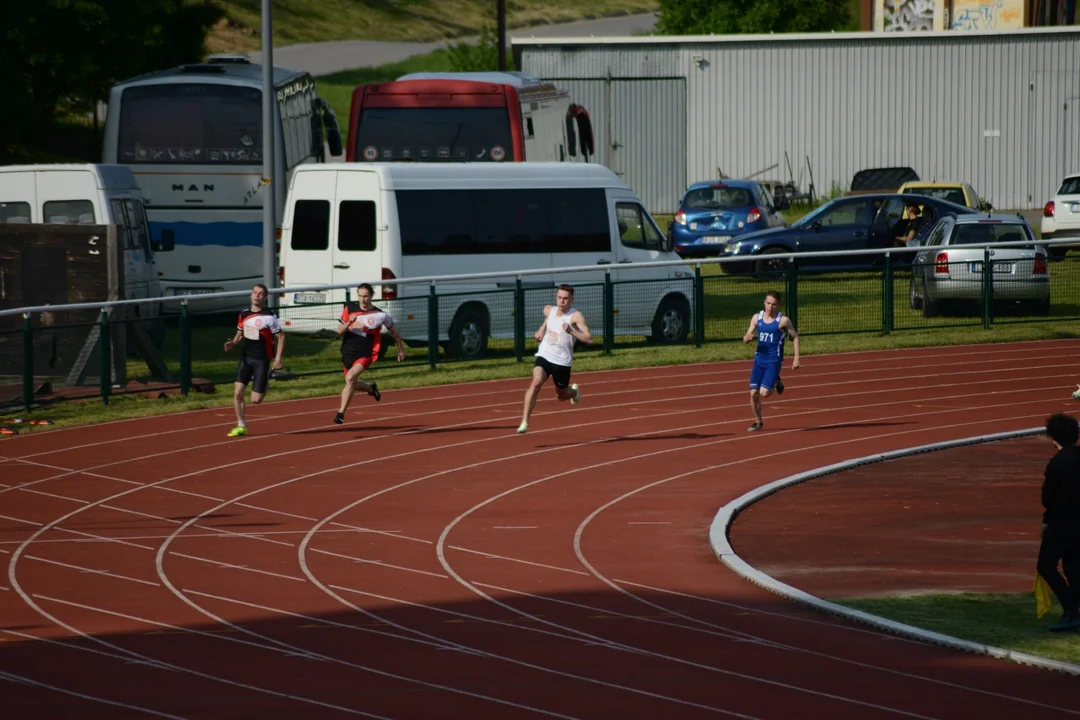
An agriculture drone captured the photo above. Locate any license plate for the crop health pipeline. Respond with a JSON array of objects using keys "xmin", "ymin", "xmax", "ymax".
[
  {"xmin": 969, "ymin": 263, "xmax": 1014, "ymax": 273},
  {"xmin": 293, "ymin": 292, "xmax": 326, "ymax": 304},
  {"xmin": 702, "ymin": 235, "xmax": 732, "ymax": 244},
  {"xmin": 173, "ymin": 288, "xmax": 217, "ymax": 296}
]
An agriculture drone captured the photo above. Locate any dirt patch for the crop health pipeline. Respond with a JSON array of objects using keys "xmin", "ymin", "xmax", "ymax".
[{"xmin": 731, "ymin": 436, "xmax": 1049, "ymax": 600}]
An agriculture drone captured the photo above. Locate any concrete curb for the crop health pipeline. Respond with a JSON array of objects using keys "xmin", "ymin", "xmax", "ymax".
[{"xmin": 708, "ymin": 427, "xmax": 1080, "ymax": 676}]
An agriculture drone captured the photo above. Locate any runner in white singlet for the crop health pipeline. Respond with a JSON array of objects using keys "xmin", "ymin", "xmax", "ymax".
[{"xmin": 518, "ymin": 284, "xmax": 593, "ymax": 434}]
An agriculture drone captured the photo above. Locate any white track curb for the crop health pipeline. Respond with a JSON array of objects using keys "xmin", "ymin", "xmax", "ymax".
[{"xmin": 709, "ymin": 427, "xmax": 1080, "ymax": 676}]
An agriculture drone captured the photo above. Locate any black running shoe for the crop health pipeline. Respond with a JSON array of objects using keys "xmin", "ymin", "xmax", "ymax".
[
  {"xmin": 748, "ymin": 422, "xmax": 763, "ymax": 432},
  {"xmin": 334, "ymin": 412, "xmax": 344, "ymax": 425},
  {"xmin": 776, "ymin": 381, "xmax": 785, "ymax": 396},
  {"xmin": 369, "ymin": 382, "xmax": 381, "ymax": 402}
]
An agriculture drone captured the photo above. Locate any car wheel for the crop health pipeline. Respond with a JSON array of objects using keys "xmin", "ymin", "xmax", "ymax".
[
  {"xmin": 754, "ymin": 248, "xmax": 788, "ymax": 280},
  {"xmin": 448, "ymin": 306, "xmax": 489, "ymax": 360},
  {"xmin": 922, "ymin": 292, "xmax": 938, "ymax": 318},
  {"xmin": 908, "ymin": 277, "xmax": 923, "ymax": 310},
  {"xmin": 651, "ymin": 295, "xmax": 690, "ymax": 345}
]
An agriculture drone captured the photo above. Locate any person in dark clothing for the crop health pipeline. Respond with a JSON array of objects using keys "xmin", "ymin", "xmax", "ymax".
[{"xmin": 1038, "ymin": 413, "xmax": 1080, "ymax": 632}]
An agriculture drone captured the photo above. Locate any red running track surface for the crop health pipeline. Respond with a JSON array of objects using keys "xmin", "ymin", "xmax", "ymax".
[{"xmin": 1, "ymin": 339, "xmax": 1078, "ymax": 719}]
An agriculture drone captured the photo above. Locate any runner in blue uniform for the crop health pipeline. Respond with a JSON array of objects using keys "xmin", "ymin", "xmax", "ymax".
[{"xmin": 743, "ymin": 290, "xmax": 800, "ymax": 432}]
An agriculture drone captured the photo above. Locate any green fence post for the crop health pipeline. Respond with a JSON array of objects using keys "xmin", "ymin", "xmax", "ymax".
[
  {"xmin": 22, "ymin": 313, "xmax": 33, "ymax": 413},
  {"xmin": 179, "ymin": 301, "xmax": 191, "ymax": 396},
  {"xmin": 882, "ymin": 252, "xmax": 894, "ymax": 335},
  {"xmin": 694, "ymin": 264, "xmax": 704, "ymax": 347},
  {"xmin": 786, "ymin": 259, "xmax": 798, "ymax": 329},
  {"xmin": 514, "ymin": 277, "xmax": 525, "ymax": 362},
  {"xmin": 603, "ymin": 271, "xmax": 614, "ymax": 354},
  {"xmin": 982, "ymin": 247, "xmax": 992, "ymax": 329},
  {"xmin": 427, "ymin": 284, "xmax": 439, "ymax": 369},
  {"xmin": 99, "ymin": 307, "xmax": 111, "ymax": 405}
]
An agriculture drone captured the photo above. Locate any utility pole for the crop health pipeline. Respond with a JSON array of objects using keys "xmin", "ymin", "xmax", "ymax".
[
  {"xmin": 497, "ymin": 0, "xmax": 507, "ymax": 71},
  {"xmin": 260, "ymin": 0, "xmax": 277, "ymax": 304}
]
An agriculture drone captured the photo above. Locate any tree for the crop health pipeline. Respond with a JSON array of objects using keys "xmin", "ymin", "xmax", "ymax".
[
  {"xmin": 447, "ymin": 25, "xmax": 516, "ymax": 73},
  {"xmin": 2, "ymin": 0, "xmax": 222, "ymax": 151},
  {"xmin": 656, "ymin": 0, "xmax": 852, "ymax": 35}
]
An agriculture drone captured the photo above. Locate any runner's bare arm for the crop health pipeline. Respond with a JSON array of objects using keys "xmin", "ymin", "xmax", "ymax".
[
  {"xmin": 781, "ymin": 317, "xmax": 801, "ymax": 369},
  {"xmin": 565, "ymin": 311, "xmax": 593, "ymax": 344},
  {"xmin": 535, "ymin": 305, "xmax": 552, "ymax": 341},
  {"xmin": 223, "ymin": 329, "xmax": 243, "ymax": 352},
  {"xmin": 742, "ymin": 315, "xmax": 759, "ymax": 343},
  {"xmin": 388, "ymin": 324, "xmax": 407, "ymax": 362},
  {"xmin": 272, "ymin": 333, "xmax": 286, "ymax": 370}
]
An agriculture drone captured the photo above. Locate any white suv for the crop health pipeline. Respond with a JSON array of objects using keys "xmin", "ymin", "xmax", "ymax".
[{"xmin": 1041, "ymin": 172, "xmax": 1080, "ymax": 258}]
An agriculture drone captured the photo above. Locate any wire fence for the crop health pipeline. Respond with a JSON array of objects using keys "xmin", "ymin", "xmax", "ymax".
[{"xmin": 2, "ymin": 242, "xmax": 1077, "ymax": 411}]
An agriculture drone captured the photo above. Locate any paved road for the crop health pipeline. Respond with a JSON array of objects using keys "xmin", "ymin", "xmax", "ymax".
[{"xmin": 250, "ymin": 12, "xmax": 658, "ymax": 76}]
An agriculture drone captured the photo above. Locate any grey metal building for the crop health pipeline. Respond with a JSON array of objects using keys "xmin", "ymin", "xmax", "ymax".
[{"xmin": 513, "ymin": 28, "xmax": 1079, "ymax": 214}]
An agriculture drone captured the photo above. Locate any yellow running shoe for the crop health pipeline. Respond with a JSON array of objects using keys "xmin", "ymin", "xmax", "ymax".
[{"xmin": 227, "ymin": 426, "xmax": 247, "ymax": 437}]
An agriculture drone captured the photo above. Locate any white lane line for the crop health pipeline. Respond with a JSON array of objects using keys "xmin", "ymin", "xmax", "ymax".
[
  {"xmin": 309, "ymin": 547, "xmax": 447, "ymax": 579},
  {"xmin": 0, "ymin": 669, "xmax": 185, "ymax": 719},
  {"xmin": 24, "ymin": 555, "xmax": 158, "ymax": 587}
]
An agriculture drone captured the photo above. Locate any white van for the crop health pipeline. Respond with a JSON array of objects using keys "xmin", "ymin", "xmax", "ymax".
[
  {"xmin": 0, "ymin": 164, "xmax": 169, "ymax": 313},
  {"xmin": 278, "ymin": 162, "xmax": 695, "ymax": 358}
]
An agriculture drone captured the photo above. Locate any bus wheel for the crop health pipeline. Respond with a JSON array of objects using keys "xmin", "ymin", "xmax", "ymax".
[
  {"xmin": 651, "ymin": 295, "xmax": 690, "ymax": 345},
  {"xmin": 449, "ymin": 306, "xmax": 489, "ymax": 360}
]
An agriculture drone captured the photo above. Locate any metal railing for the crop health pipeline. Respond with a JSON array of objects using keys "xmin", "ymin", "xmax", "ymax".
[{"xmin": 2, "ymin": 239, "xmax": 1075, "ymax": 411}]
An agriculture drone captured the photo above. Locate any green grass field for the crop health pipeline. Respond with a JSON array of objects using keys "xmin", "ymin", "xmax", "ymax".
[
  {"xmin": 839, "ymin": 593, "xmax": 1080, "ymax": 665},
  {"xmin": 209, "ymin": 0, "xmax": 662, "ymax": 53}
]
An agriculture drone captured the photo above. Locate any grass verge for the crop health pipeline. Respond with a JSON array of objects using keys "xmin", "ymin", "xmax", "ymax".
[
  {"xmin": 838, "ymin": 593, "xmax": 1080, "ymax": 666},
  {"xmin": 210, "ymin": 0, "xmax": 660, "ymax": 53}
]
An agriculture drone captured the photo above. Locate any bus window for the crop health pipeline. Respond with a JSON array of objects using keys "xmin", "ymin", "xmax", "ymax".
[
  {"xmin": 118, "ymin": 84, "xmax": 262, "ymax": 164},
  {"xmin": 338, "ymin": 201, "xmax": 376, "ymax": 252},
  {"xmin": 1, "ymin": 202, "xmax": 32, "ymax": 223},
  {"xmin": 354, "ymin": 107, "xmax": 514, "ymax": 163},
  {"xmin": 291, "ymin": 200, "xmax": 330, "ymax": 251},
  {"xmin": 44, "ymin": 200, "xmax": 95, "ymax": 225}
]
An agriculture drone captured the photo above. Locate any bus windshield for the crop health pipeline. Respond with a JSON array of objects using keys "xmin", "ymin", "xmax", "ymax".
[
  {"xmin": 118, "ymin": 84, "xmax": 262, "ymax": 165},
  {"xmin": 354, "ymin": 107, "xmax": 514, "ymax": 162}
]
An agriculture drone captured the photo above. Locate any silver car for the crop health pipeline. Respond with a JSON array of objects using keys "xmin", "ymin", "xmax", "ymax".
[{"xmin": 909, "ymin": 214, "xmax": 1050, "ymax": 317}]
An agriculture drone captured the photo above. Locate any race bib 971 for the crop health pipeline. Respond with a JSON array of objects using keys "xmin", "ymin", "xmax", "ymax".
[{"xmin": 243, "ymin": 324, "xmax": 260, "ymax": 341}]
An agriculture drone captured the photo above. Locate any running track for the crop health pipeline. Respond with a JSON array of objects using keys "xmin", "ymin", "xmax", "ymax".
[{"xmin": 1, "ymin": 339, "xmax": 1078, "ymax": 719}]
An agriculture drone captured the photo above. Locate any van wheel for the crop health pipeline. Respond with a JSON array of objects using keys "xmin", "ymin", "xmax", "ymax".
[
  {"xmin": 651, "ymin": 295, "xmax": 690, "ymax": 345},
  {"xmin": 449, "ymin": 307, "xmax": 489, "ymax": 360}
]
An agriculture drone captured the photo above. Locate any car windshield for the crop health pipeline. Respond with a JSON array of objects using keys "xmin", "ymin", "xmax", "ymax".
[
  {"xmin": 682, "ymin": 186, "xmax": 753, "ymax": 210},
  {"xmin": 951, "ymin": 223, "xmax": 1030, "ymax": 245},
  {"xmin": 1058, "ymin": 177, "xmax": 1080, "ymax": 195}
]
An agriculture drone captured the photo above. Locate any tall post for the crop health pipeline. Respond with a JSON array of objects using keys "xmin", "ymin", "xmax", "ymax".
[
  {"xmin": 261, "ymin": 0, "xmax": 277, "ymax": 306},
  {"xmin": 497, "ymin": 0, "xmax": 507, "ymax": 71}
]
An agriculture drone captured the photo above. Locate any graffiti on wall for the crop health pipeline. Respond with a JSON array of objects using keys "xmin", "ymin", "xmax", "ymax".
[
  {"xmin": 875, "ymin": 0, "xmax": 940, "ymax": 31},
  {"xmin": 951, "ymin": 0, "xmax": 1025, "ymax": 29}
]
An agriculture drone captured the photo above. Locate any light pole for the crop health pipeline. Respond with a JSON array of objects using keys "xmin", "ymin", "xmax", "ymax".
[
  {"xmin": 261, "ymin": 0, "xmax": 277, "ymax": 304},
  {"xmin": 497, "ymin": 0, "xmax": 507, "ymax": 71}
]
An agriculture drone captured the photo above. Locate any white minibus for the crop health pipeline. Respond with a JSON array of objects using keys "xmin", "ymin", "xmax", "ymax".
[{"xmin": 277, "ymin": 163, "xmax": 695, "ymax": 359}]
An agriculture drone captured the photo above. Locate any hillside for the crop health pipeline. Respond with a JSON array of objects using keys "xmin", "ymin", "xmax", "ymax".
[{"xmin": 208, "ymin": 0, "xmax": 660, "ymax": 53}]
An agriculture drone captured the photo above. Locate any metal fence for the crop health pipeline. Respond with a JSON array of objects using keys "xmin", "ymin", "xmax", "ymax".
[{"xmin": 2, "ymin": 241, "xmax": 1077, "ymax": 411}]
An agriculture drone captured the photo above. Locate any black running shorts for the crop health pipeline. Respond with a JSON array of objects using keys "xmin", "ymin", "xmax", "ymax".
[
  {"xmin": 237, "ymin": 354, "xmax": 271, "ymax": 394},
  {"xmin": 535, "ymin": 356, "xmax": 571, "ymax": 389}
]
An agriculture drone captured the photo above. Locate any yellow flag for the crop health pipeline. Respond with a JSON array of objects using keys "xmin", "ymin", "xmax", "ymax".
[{"xmin": 1034, "ymin": 573, "xmax": 1054, "ymax": 619}]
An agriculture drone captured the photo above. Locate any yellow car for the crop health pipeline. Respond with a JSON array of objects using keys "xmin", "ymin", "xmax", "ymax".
[{"xmin": 898, "ymin": 181, "xmax": 987, "ymax": 210}]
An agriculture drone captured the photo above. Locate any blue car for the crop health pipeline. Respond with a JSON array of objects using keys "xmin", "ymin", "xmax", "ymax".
[
  {"xmin": 668, "ymin": 180, "xmax": 789, "ymax": 258},
  {"xmin": 718, "ymin": 193, "xmax": 979, "ymax": 277}
]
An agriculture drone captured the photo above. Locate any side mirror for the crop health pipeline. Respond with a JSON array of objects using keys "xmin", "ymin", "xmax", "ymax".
[
  {"xmin": 812, "ymin": 220, "xmax": 823, "ymax": 232},
  {"xmin": 984, "ymin": 202, "xmax": 994, "ymax": 211},
  {"xmin": 152, "ymin": 228, "xmax": 175, "ymax": 252},
  {"xmin": 667, "ymin": 221, "xmax": 674, "ymax": 231},
  {"xmin": 318, "ymin": 98, "xmax": 344, "ymax": 157},
  {"xmin": 661, "ymin": 232, "xmax": 674, "ymax": 253}
]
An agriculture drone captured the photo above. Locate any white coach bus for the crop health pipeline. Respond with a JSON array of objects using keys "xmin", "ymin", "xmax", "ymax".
[
  {"xmin": 101, "ymin": 54, "xmax": 343, "ymax": 312},
  {"xmin": 277, "ymin": 163, "xmax": 696, "ymax": 359}
]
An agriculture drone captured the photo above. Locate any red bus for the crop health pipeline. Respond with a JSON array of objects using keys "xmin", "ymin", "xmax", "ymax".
[{"xmin": 346, "ymin": 71, "xmax": 594, "ymax": 164}]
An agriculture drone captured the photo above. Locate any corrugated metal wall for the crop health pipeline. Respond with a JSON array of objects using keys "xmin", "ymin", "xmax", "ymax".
[
  {"xmin": 520, "ymin": 31, "xmax": 1080, "ymax": 210},
  {"xmin": 555, "ymin": 78, "xmax": 686, "ymax": 213}
]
